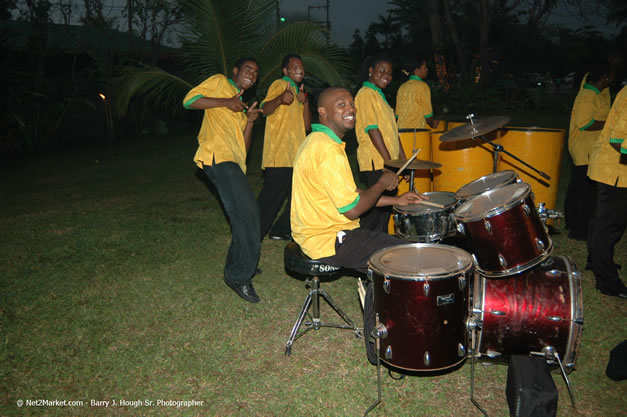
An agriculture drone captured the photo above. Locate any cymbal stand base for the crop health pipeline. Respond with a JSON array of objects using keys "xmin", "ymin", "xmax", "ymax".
[{"xmin": 364, "ymin": 314, "xmax": 383, "ymax": 416}]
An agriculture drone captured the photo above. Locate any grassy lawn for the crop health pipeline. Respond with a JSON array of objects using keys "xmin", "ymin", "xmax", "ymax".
[{"xmin": 1, "ymin": 118, "xmax": 626, "ymax": 416}]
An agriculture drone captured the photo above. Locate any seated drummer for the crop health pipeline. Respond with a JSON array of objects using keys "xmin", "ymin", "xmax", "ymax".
[{"xmin": 291, "ymin": 87, "xmax": 425, "ymax": 272}]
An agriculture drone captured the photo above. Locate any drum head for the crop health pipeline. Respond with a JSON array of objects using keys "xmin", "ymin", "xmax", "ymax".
[
  {"xmin": 394, "ymin": 192, "xmax": 457, "ymax": 214},
  {"xmin": 368, "ymin": 243, "xmax": 473, "ymax": 279},
  {"xmin": 455, "ymin": 182, "xmax": 530, "ymax": 222},
  {"xmin": 455, "ymin": 170, "xmax": 517, "ymax": 201}
]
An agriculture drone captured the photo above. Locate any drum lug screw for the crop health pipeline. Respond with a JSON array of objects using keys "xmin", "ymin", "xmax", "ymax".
[
  {"xmin": 483, "ymin": 219, "xmax": 492, "ymax": 234},
  {"xmin": 498, "ymin": 254, "xmax": 508, "ymax": 268},
  {"xmin": 523, "ymin": 204, "xmax": 531, "ymax": 217},
  {"xmin": 535, "ymin": 238, "xmax": 545, "ymax": 251},
  {"xmin": 374, "ymin": 324, "xmax": 388, "ymax": 339},
  {"xmin": 385, "ymin": 345, "xmax": 393, "ymax": 360},
  {"xmin": 423, "ymin": 282, "xmax": 430, "ymax": 297},
  {"xmin": 423, "ymin": 351, "xmax": 431, "ymax": 367},
  {"xmin": 458, "ymin": 343, "xmax": 466, "ymax": 357},
  {"xmin": 383, "ymin": 276, "xmax": 391, "ymax": 294},
  {"xmin": 456, "ymin": 222, "xmax": 465, "ymax": 235}
]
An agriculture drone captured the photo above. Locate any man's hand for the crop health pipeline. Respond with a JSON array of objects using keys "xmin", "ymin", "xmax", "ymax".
[
  {"xmin": 246, "ymin": 101, "xmax": 262, "ymax": 122},
  {"xmin": 297, "ymin": 84, "xmax": 307, "ymax": 104},
  {"xmin": 377, "ymin": 169, "xmax": 399, "ymax": 191},
  {"xmin": 225, "ymin": 89, "xmax": 248, "ymax": 112},
  {"xmin": 395, "ymin": 191, "xmax": 426, "ymax": 206},
  {"xmin": 280, "ymin": 82, "xmax": 294, "ymax": 105}
]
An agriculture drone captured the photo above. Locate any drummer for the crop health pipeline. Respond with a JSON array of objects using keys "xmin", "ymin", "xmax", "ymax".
[
  {"xmin": 395, "ymin": 57, "xmax": 440, "ymax": 130},
  {"xmin": 355, "ymin": 55, "xmax": 406, "ymax": 233},
  {"xmin": 291, "ymin": 87, "xmax": 425, "ymax": 272}
]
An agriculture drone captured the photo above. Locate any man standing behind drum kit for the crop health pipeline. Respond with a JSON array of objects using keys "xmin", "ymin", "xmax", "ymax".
[
  {"xmin": 587, "ymin": 85, "xmax": 627, "ymax": 300},
  {"xmin": 291, "ymin": 87, "xmax": 424, "ymax": 271}
]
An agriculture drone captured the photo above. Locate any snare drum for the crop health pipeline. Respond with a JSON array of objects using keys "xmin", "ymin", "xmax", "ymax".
[
  {"xmin": 468, "ymin": 256, "xmax": 583, "ymax": 370},
  {"xmin": 393, "ymin": 192, "xmax": 458, "ymax": 242},
  {"xmin": 455, "ymin": 170, "xmax": 519, "ymax": 202},
  {"xmin": 454, "ymin": 182, "xmax": 552, "ymax": 277},
  {"xmin": 367, "ymin": 243, "xmax": 473, "ymax": 371}
]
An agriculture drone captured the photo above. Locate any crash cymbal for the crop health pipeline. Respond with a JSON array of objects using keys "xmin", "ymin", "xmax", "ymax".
[
  {"xmin": 440, "ymin": 116, "xmax": 510, "ymax": 142},
  {"xmin": 385, "ymin": 158, "xmax": 442, "ymax": 170}
]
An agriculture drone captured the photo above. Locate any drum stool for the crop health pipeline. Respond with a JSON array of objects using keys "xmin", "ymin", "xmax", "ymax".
[{"xmin": 284, "ymin": 241, "xmax": 362, "ymax": 356}]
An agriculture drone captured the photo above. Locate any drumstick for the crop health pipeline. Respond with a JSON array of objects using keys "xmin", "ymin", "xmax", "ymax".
[
  {"xmin": 416, "ymin": 200, "xmax": 445, "ymax": 208},
  {"xmin": 395, "ymin": 149, "xmax": 421, "ymax": 175}
]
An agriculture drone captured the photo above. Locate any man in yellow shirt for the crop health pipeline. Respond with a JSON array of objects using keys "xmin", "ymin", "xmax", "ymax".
[
  {"xmin": 396, "ymin": 57, "xmax": 440, "ymax": 130},
  {"xmin": 257, "ymin": 54, "xmax": 311, "ymax": 241},
  {"xmin": 291, "ymin": 87, "xmax": 423, "ymax": 270},
  {"xmin": 587, "ymin": 85, "xmax": 627, "ymax": 299},
  {"xmin": 183, "ymin": 58, "xmax": 263, "ymax": 303}
]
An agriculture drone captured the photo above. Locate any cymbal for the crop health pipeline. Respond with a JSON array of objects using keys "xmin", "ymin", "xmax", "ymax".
[
  {"xmin": 385, "ymin": 158, "xmax": 442, "ymax": 170},
  {"xmin": 440, "ymin": 116, "xmax": 510, "ymax": 142}
]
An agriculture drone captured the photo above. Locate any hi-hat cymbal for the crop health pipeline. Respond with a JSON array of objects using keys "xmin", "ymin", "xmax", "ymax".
[
  {"xmin": 385, "ymin": 158, "xmax": 442, "ymax": 170},
  {"xmin": 440, "ymin": 116, "xmax": 510, "ymax": 142}
]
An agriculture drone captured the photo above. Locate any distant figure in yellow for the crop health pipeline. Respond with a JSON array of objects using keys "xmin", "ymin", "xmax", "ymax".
[
  {"xmin": 564, "ymin": 61, "xmax": 614, "ymax": 240},
  {"xmin": 396, "ymin": 57, "xmax": 440, "ymax": 130},
  {"xmin": 355, "ymin": 55, "xmax": 405, "ymax": 232}
]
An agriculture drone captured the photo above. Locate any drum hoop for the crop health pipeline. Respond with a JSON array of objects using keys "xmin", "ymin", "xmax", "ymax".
[
  {"xmin": 454, "ymin": 185, "xmax": 531, "ymax": 222},
  {"xmin": 562, "ymin": 255, "xmax": 584, "ymax": 369},
  {"xmin": 477, "ymin": 243, "xmax": 553, "ymax": 277}
]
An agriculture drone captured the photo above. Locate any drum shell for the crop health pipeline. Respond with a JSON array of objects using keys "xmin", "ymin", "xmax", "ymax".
[
  {"xmin": 470, "ymin": 256, "xmax": 583, "ymax": 370},
  {"xmin": 497, "ymin": 127, "xmax": 565, "ymax": 224},
  {"xmin": 455, "ymin": 185, "xmax": 552, "ymax": 276},
  {"xmin": 368, "ymin": 244, "xmax": 473, "ymax": 371},
  {"xmin": 393, "ymin": 192, "xmax": 458, "ymax": 242},
  {"xmin": 432, "ymin": 121, "xmax": 501, "ymax": 193}
]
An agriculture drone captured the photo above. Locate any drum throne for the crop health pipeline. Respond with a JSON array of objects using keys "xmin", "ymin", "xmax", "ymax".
[{"xmin": 283, "ymin": 241, "xmax": 362, "ymax": 356}]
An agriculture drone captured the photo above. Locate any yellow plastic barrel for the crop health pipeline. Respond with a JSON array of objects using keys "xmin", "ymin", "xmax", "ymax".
[
  {"xmin": 431, "ymin": 121, "xmax": 500, "ymax": 193},
  {"xmin": 388, "ymin": 128, "xmax": 432, "ymax": 234},
  {"xmin": 497, "ymin": 127, "xmax": 565, "ymax": 220}
]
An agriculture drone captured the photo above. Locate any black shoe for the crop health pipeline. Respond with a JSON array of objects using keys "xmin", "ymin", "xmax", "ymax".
[
  {"xmin": 597, "ymin": 287, "xmax": 627, "ymax": 300},
  {"xmin": 224, "ymin": 279, "xmax": 260, "ymax": 303},
  {"xmin": 269, "ymin": 233, "xmax": 291, "ymax": 241},
  {"xmin": 255, "ymin": 267, "xmax": 262, "ymax": 275}
]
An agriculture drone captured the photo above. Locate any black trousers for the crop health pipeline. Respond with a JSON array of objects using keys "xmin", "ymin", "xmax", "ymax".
[
  {"xmin": 564, "ymin": 164, "xmax": 596, "ymax": 239},
  {"xmin": 257, "ymin": 167, "xmax": 292, "ymax": 239},
  {"xmin": 317, "ymin": 228, "xmax": 405, "ymax": 273},
  {"xmin": 588, "ymin": 180, "xmax": 627, "ymax": 294},
  {"xmin": 359, "ymin": 170, "xmax": 396, "ymax": 233}
]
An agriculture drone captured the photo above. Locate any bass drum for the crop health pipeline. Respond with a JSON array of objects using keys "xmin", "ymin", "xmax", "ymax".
[
  {"xmin": 468, "ymin": 256, "xmax": 584, "ymax": 371},
  {"xmin": 365, "ymin": 243, "xmax": 473, "ymax": 371}
]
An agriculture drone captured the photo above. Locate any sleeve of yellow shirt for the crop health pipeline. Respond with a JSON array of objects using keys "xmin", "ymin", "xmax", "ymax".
[
  {"xmin": 421, "ymin": 83, "xmax": 433, "ymax": 118},
  {"xmin": 321, "ymin": 146, "xmax": 360, "ymax": 212},
  {"xmin": 574, "ymin": 91, "xmax": 597, "ymax": 131},
  {"xmin": 183, "ymin": 75, "xmax": 226, "ymax": 108},
  {"xmin": 261, "ymin": 79, "xmax": 285, "ymax": 107}
]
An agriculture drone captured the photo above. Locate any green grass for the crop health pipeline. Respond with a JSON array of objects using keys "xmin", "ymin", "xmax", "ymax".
[{"xmin": 1, "ymin": 122, "xmax": 626, "ymax": 417}]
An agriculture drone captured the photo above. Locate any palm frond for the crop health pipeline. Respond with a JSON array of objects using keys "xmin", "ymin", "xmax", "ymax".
[{"xmin": 111, "ymin": 65, "xmax": 192, "ymax": 117}]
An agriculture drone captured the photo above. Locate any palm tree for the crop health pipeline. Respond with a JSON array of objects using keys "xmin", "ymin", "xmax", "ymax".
[{"xmin": 113, "ymin": 0, "xmax": 353, "ymax": 117}]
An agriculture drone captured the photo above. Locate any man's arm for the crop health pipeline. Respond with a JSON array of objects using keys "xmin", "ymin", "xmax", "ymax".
[
  {"xmin": 243, "ymin": 102, "xmax": 262, "ymax": 151},
  {"xmin": 260, "ymin": 82, "xmax": 293, "ymax": 116},
  {"xmin": 185, "ymin": 89, "xmax": 248, "ymax": 112},
  {"xmin": 367, "ymin": 128, "xmax": 392, "ymax": 161}
]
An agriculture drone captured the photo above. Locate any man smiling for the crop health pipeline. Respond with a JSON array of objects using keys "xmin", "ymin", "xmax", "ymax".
[{"xmin": 291, "ymin": 87, "xmax": 424, "ymax": 271}]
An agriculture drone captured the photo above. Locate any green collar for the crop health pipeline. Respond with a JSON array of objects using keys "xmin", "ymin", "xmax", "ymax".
[
  {"xmin": 228, "ymin": 78, "xmax": 242, "ymax": 99},
  {"xmin": 363, "ymin": 81, "xmax": 389, "ymax": 105},
  {"xmin": 282, "ymin": 76, "xmax": 297, "ymax": 88},
  {"xmin": 312, "ymin": 124, "xmax": 343, "ymax": 144},
  {"xmin": 409, "ymin": 75, "xmax": 423, "ymax": 81},
  {"xmin": 583, "ymin": 82, "xmax": 601, "ymax": 95}
]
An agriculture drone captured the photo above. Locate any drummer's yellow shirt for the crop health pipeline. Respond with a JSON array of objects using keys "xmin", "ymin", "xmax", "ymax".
[
  {"xmin": 568, "ymin": 82, "xmax": 611, "ymax": 166},
  {"xmin": 291, "ymin": 124, "xmax": 361, "ymax": 259},
  {"xmin": 355, "ymin": 82, "xmax": 400, "ymax": 171},
  {"xmin": 588, "ymin": 85, "xmax": 627, "ymax": 187},
  {"xmin": 183, "ymin": 75, "xmax": 249, "ymax": 173},
  {"xmin": 395, "ymin": 75, "xmax": 433, "ymax": 129},
  {"xmin": 260, "ymin": 77, "xmax": 307, "ymax": 168}
]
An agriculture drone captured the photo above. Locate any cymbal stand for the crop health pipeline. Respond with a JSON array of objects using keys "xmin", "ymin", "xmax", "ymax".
[
  {"xmin": 364, "ymin": 313, "xmax": 383, "ymax": 416},
  {"xmin": 468, "ymin": 324, "xmax": 490, "ymax": 416},
  {"xmin": 409, "ymin": 129, "xmax": 417, "ymax": 192},
  {"xmin": 464, "ymin": 113, "xmax": 550, "ymax": 179},
  {"xmin": 532, "ymin": 347, "xmax": 576, "ymax": 408}
]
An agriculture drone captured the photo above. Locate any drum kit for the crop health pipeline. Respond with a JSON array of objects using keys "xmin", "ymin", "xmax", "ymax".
[{"xmin": 363, "ymin": 116, "xmax": 581, "ymax": 416}]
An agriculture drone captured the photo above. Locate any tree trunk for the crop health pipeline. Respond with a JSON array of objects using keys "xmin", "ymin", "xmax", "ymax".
[
  {"xmin": 442, "ymin": 0, "xmax": 469, "ymax": 85},
  {"xmin": 427, "ymin": 0, "xmax": 448, "ymax": 89}
]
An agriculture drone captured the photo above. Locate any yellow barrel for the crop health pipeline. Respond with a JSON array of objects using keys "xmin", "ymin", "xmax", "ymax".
[
  {"xmin": 497, "ymin": 127, "xmax": 565, "ymax": 219},
  {"xmin": 432, "ymin": 121, "xmax": 500, "ymax": 193},
  {"xmin": 388, "ymin": 128, "xmax": 432, "ymax": 234}
]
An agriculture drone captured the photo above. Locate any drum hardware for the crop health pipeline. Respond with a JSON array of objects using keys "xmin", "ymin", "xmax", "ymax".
[
  {"xmin": 423, "ymin": 282, "xmax": 430, "ymax": 296},
  {"xmin": 363, "ymin": 314, "xmax": 383, "ymax": 417},
  {"xmin": 498, "ymin": 254, "xmax": 507, "ymax": 268},
  {"xmin": 536, "ymin": 202, "xmax": 564, "ymax": 224}
]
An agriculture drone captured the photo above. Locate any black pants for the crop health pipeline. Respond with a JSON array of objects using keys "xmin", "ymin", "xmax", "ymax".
[
  {"xmin": 588, "ymin": 181, "xmax": 627, "ymax": 294},
  {"xmin": 564, "ymin": 164, "xmax": 596, "ymax": 239},
  {"xmin": 359, "ymin": 170, "xmax": 396, "ymax": 233},
  {"xmin": 317, "ymin": 228, "xmax": 405, "ymax": 273},
  {"xmin": 257, "ymin": 167, "xmax": 292, "ymax": 239}
]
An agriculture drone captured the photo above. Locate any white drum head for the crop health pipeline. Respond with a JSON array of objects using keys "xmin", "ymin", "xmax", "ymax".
[
  {"xmin": 455, "ymin": 170, "xmax": 518, "ymax": 201},
  {"xmin": 455, "ymin": 182, "xmax": 531, "ymax": 222}
]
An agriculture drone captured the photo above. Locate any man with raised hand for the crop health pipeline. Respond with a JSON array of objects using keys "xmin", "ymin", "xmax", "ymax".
[{"xmin": 183, "ymin": 58, "xmax": 263, "ymax": 303}]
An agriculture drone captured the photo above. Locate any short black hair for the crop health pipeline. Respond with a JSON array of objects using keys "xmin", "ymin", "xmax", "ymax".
[
  {"xmin": 282, "ymin": 54, "xmax": 303, "ymax": 70},
  {"xmin": 234, "ymin": 57, "xmax": 259, "ymax": 70},
  {"xmin": 586, "ymin": 59, "xmax": 612, "ymax": 83},
  {"xmin": 403, "ymin": 57, "xmax": 427, "ymax": 74}
]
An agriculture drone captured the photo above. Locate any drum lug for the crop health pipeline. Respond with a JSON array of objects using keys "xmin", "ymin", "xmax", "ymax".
[
  {"xmin": 458, "ymin": 275, "xmax": 466, "ymax": 291},
  {"xmin": 574, "ymin": 317, "xmax": 584, "ymax": 325},
  {"xmin": 383, "ymin": 276, "xmax": 391, "ymax": 294},
  {"xmin": 423, "ymin": 351, "xmax": 431, "ymax": 367},
  {"xmin": 471, "ymin": 253, "xmax": 479, "ymax": 267},
  {"xmin": 523, "ymin": 204, "xmax": 531, "ymax": 216},
  {"xmin": 374, "ymin": 324, "xmax": 388, "ymax": 339},
  {"xmin": 456, "ymin": 222, "xmax": 465, "ymax": 235},
  {"xmin": 367, "ymin": 269, "xmax": 373, "ymax": 281},
  {"xmin": 545, "ymin": 269, "xmax": 561, "ymax": 278},
  {"xmin": 490, "ymin": 310, "xmax": 506, "ymax": 316},
  {"xmin": 385, "ymin": 345, "xmax": 393, "ymax": 360},
  {"xmin": 547, "ymin": 316, "xmax": 562, "ymax": 322},
  {"xmin": 483, "ymin": 219, "xmax": 492, "ymax": 234},
  {"xmin": 486, "ymin": 350, "xmax": 501, "ymax": 359},
  {"xmin": 498, "ymin": 254, "xmax": 508, "ymax": 269},
  {"xmin": 458, "ymin": 343, "xmax": 466, "ymax": 357},
  {"xmin": 535, "ymin": 238, "xmax": 545, "ymax": 251},
  {"xmin": 423, "ymin": 282, "xmax": 430, "ymax": 297}
]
